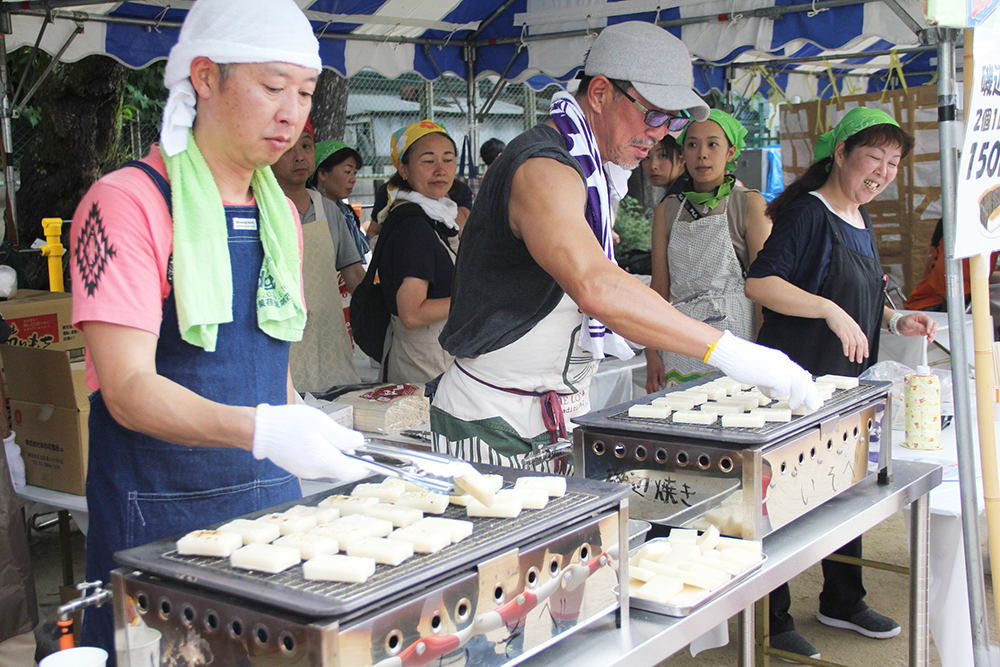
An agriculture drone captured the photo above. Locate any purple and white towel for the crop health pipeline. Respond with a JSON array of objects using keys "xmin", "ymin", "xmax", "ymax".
[{"xmin": 550, "ymin": 91, "xmax": 635, "ymax": 360}]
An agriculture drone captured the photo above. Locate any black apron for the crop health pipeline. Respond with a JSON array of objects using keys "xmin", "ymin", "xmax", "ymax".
[{"xmin": 757, "ymin": 203, "xmax": 886, "ymax": 377}]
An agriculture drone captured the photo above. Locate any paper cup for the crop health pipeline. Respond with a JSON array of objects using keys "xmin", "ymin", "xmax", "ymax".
[
  {"xmin": 127, "ymin": 626, "xmax": 161, "ymax": 667},
  {"xmin": 39, "ymin": 647, "xmax": 108, "ymax": 667}
]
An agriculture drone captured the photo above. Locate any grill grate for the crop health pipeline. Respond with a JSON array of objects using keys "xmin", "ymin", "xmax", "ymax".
[
  {"xmin": 160, "ymin": 493, "xmax": 594, "ymax": 604},
  {"xmin": 573, "ymin": 378, "xmax": 891, "ymax": 446},
  {"xmin": 115, "ymin": 468, "xmax": 628, "ymax": 618}
]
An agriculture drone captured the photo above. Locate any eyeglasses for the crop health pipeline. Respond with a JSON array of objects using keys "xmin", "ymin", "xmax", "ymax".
[{"xmin": 611, "ymin": 81, "xmax": 692, "ymax": 132}]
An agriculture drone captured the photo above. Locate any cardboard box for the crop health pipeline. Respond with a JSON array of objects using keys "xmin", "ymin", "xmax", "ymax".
[
  {"xmin": 3, "ymin": 346, "xmax": 89, "ymax": 495},
  {"xmin": 0, "ymin": 290, "xmax": 84, "ymax": 359}
]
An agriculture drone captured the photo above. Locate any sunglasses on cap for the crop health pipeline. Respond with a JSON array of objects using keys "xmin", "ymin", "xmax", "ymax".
[{"xmin": 610, "ymin": 81, "xmax": 692, "ymax": 132}]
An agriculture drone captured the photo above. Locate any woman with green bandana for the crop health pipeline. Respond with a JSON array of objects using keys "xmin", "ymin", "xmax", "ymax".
[
  {"xmin": 312, "ymin": 140, "xmax": 370, "ymax": 260},
  {"xmin": 745, "ymin": 106, "xmax": 936, "ymax": 660},
  {"xmin": 644, "ymin": 109, "xmax": 771, "ymax": 392}
]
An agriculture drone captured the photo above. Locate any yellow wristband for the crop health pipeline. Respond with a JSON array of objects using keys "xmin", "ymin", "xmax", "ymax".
[{"xmin": 703, "ymin": 338, "xmax": 720, "ymax": 364}]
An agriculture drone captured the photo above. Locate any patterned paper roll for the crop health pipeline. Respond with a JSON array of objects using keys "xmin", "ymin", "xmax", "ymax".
[{"xmin": 903, "ymin": 369, "xmax": 942, "ymax": 450}]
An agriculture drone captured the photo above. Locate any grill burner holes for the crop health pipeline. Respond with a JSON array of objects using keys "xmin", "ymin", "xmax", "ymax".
[
  {"xmin": 182, "ymin": 606, "xmax": 195, "ymax": 624},
  {"xmin": 613, "ymin": 443, "xmax": 627, "ymax": 458},
  {"xmin": 136, "ymin": 593, "xmax": 148, "ymax": 613},
  {"xmin": 719, "ymin": 457, "xmax": 734, "ymax": 473},
  {"xmin": 386, "ymin": 631, "xmax": 403, "ymax": 654},
  {"xmin": 456, "ymin": 599, "xmax": 471, "ymax": 623},
  {"xmin": 676, "ymin": 451, "xmax": 689, "ymax": 466},
  {"xmin": 593, "ymin": 440, "xmax": 606, "ymax": 455},
  {"xmin": 697, "ymin": 454, "xmax": 711, "ymax": 469},
  {"xmin": 231, "ymin": 620, "xmax": 243, "ymax": 638},
  {"xmin": 280, "ymin": 634, "xmax": 295, "ymax": 653},
  {"xmin": 159, "ymin": 599, "xmax": 171, "ymax": 619},
  {"xmin": 654, "ymin": 449, "xmax": 668, "ymax": 464},
  {"xmin": 634, "ymin": 445, "xmax": 647, "ymax": 462},
  {"xmin": 205, "ymin": 613, "xmax": 219, "ymax": 632},
  {"xmin": 255, "ymin": 627, "xmax": 269, "ymax": 645},
  {"xmin": 431, "ymin": 613, "xmax": 443, "ymax": 632}
]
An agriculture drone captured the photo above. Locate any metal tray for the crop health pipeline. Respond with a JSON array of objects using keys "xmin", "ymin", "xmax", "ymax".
[
  {"xmin": 572, "ymin": 373, "xmax": 890, "ymax": 446},
  {"xmin": 626, "ymin": 537, "xmax": 766, "ymax": 617},
  {"xmin": 114, "ymin": 466, "xmax": 629, "ymax": 618}
]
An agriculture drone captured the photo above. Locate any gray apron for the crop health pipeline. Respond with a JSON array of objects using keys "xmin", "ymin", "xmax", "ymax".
[{"xmin": 659, "ymin": 194, "xmax": 754, "ymax": 385}]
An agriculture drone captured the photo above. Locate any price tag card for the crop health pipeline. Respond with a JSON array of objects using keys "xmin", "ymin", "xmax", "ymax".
[{"xmin": 955, "ymin": 23, "xmax": 1000, "ymax": 258}]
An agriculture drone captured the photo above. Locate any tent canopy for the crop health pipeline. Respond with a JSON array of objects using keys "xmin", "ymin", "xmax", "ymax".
[{"xmin": 1, "ymin": 0, "xmax": 932, "ymax": 99}]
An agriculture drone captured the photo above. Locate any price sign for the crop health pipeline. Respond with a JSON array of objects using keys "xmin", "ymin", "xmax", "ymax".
[{"xmin": 955, "ymin": 23, "xmax": 1000, "ymax": 258}]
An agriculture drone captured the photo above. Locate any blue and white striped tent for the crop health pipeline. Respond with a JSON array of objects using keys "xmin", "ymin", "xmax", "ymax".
[{"xmin": 2, "ymin": 0, "xmax": 933, "ymax": 101}]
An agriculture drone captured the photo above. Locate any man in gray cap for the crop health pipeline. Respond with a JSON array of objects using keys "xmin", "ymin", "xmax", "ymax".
[{"xmin": 432, "ymin": 22, "xmax": 819, "ymax": 466}]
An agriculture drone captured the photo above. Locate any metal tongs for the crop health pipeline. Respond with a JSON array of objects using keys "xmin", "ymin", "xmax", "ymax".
[{"xmin": 344, "ymin": 440, "xmax": 468, "ymax": 496}]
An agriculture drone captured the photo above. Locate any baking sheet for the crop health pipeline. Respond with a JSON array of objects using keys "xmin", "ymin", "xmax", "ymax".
[
  {"xmin": 572, "ymin": 373, "xmax": 890, "ymax": 446},
  {"xmin": 114, "ymin": 466, "xmax": 628, "ymax": 618},
  {"xmin": 627, "ymin": 537, "xmax": 766, "ymax": 617}
]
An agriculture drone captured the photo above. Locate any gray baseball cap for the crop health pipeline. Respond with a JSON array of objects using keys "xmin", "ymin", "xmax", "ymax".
[{"xmin": 584, "ymin": 21, "xmax": 710, "ymax": 122}]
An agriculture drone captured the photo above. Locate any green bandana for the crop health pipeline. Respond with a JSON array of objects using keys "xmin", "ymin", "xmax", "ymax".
[
  {"xmin": 678, "ymin": 109, "xmax": 747, "ymax": 172},
  {"xmin": 313, "ymin": 140, "xmax": 349, "ymax": 175},
  {"xmin": 164, "ymin": 130, "xmax": 306, "ymax": 352},
  {"xmin": 682, "ymin": 174, "xmax": 735, "ymax": 210},
  {"xmin": 815, "ymin": 107, "xmax": 899, "ymax": 161}
]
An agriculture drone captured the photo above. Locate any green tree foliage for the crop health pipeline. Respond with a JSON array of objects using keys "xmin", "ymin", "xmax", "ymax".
[{"xmin": 613, "ymin": 196, "xmax": 652, "ymax": 255}]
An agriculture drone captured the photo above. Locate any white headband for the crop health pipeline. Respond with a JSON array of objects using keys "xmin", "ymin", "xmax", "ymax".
[{"xmin": 160, "ymin": 0, "xmax": 322, "ymax": 157}]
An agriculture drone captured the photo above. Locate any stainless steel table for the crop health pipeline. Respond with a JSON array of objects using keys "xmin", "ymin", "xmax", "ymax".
[{"xmin": 518, "ymin": 459, "xmax": 941, "ymax": 667}]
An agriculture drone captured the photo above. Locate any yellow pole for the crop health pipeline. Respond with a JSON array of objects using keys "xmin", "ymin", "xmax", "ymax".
[
  {"xmin": 40, "ymin": 217, "xmax": 64, "ymax": 292},
  {"xmin": 965, "ymin": 28, "xmax": 1000, "ymax": 638}
]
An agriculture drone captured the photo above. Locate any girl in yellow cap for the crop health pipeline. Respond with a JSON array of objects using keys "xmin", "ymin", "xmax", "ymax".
[{"xmin": 371, "ymin": 120, "xmax": 458, "ymax": 383}]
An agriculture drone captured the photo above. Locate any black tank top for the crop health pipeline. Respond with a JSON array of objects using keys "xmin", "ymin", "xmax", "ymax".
[{"xmin": 439, "ymin": 124, "xmax": 585, "ymax": 359}]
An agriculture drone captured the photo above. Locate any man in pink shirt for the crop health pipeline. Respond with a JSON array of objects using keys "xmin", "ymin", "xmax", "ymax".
[{"xmin": 70, "ymin": 0, "xmax": 366, "ymax": 658}]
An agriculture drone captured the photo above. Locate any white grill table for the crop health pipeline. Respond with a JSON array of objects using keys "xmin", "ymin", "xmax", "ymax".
[{"xmin": 515, "ymin": 459, "xmax": 940, "ymax": 667}]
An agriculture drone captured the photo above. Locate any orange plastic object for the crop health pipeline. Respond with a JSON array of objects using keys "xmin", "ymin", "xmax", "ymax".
[{"xmin": 57, "ymin": 618, "xmax": 74, "ymax": 650}]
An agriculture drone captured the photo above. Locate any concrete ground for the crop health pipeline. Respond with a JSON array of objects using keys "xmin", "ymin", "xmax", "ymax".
[{"xmin": 23, "ymin": 510, "xmax": 996, "ymax": 666}]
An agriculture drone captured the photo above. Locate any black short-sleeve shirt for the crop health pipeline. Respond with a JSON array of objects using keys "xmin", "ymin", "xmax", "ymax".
[
  {"xmin": 378, "ymin": 209, "xmax": 454, "ymax": 317},
  {"xmin": 746, "ymin": 193, "xmax": 875, "ymax": 295}
]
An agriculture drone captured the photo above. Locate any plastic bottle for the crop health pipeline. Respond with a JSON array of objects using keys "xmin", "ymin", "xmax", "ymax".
[{"xmin": 902, "ymin": 365, "xmax": 942, "ymax": 450}]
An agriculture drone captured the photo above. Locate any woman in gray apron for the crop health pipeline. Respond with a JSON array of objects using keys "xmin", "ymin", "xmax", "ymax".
[
  {"xmin": 374, "ymin": 120, "xmax": 458, "ymax": 383},
  {"xmin": 745, "ymin": 107, "xmax": 936, "ymax": 661},
  {"xmin": 645, "ymin": 110, "xmax": 771, "ymax": 391}
]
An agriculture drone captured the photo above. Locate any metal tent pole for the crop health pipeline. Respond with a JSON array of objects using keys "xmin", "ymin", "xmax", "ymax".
[
  {"xmin": 935, "ymin": 27, "xmax": 992, "ymax": 666},
  {"xmin": 0, "ymin": 28, "xmax": 18, "ymax": 249}
]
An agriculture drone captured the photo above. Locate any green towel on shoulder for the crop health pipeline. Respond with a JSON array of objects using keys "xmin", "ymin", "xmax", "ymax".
[{"xmin": 164, "ymin": 130, "xmax": 305, "ymax": 352}]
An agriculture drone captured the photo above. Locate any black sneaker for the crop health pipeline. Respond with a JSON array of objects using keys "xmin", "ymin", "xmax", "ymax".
[
  {"xmin": 816, "ymin": 608, "xmax": 901, "ymax": 639},
  {"xmin": 770, "ymin": 630, "xmax": 821, "ymax": 664}
]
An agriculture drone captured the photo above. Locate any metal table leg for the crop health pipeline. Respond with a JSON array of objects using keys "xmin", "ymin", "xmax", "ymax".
[
  {"xmin": 738, "ymin": 605, "xmax": 755, "ymax": 667},
  {"xmin": 58, "ymin": 509, "xmax": 74, "ymax": 587},
  {"xmin": 909, "ymin": 493, "xmax": 930, "ymax": 667}
]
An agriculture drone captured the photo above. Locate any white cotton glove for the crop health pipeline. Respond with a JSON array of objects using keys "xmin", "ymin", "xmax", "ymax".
[
  {"xmin": 252, "ymin": 404, "xmax": 370, "ymax": 482},
  {"xmin": 707, "ymin": 331, "xmax": 821, "ymax": 411},
  {"xmin": 4, "ymin": 431, "xmax": 26, "ymax": 490}
]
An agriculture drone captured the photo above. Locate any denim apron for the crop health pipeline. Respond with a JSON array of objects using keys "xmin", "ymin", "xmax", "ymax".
[{"xmin": 81, "ymin": 162, "xmax": 301, "ymax": 659}]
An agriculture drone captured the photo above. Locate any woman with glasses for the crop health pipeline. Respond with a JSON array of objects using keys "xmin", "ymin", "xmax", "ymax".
[{"xmin": 644, "ymin": 109, "xmax": 771, "ymax": 392}]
